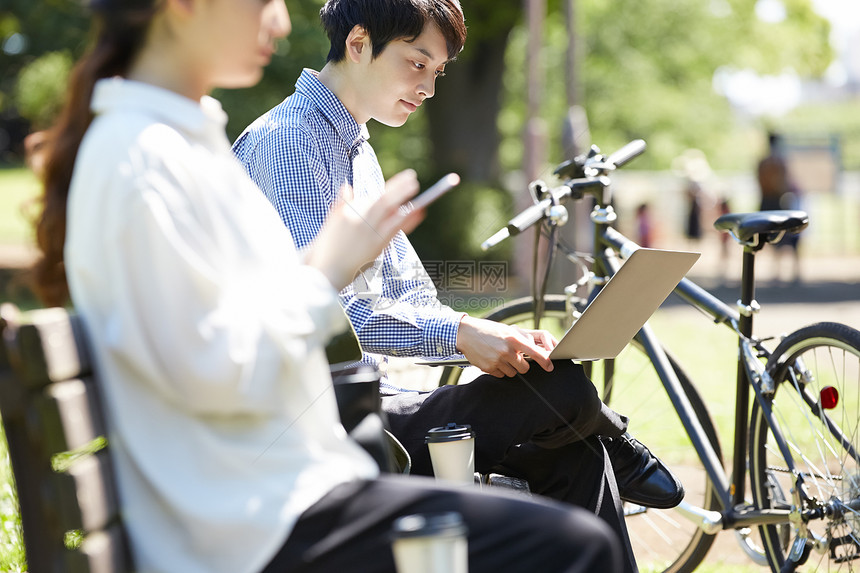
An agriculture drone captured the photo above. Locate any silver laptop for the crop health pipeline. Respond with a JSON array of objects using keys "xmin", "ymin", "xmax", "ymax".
[{"xmin": 418, "ymin": 248, "xmax": 699, "ymax": 365}]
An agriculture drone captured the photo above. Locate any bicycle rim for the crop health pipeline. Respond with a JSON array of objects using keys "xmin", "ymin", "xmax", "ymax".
[
  {"xmin": 750, "ymin": 322, "xmax": 860, "ymax": 572},
  {"xmin": 447, "ymin": 296, "xmax": 721, "ymax": 573}
]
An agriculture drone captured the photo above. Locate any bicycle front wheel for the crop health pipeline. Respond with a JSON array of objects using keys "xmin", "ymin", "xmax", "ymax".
[
  {"xmin": 442, "ymin": 295, "xmax": 721, "ymax": 573},
  {"xmin": 750, "ymin": 322, "xmax": 860, "ymax": 572}
]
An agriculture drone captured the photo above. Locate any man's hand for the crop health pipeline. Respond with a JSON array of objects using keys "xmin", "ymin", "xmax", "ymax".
[{"xmin": 455, "ymin": 315, "xmax": 558, "ymax": 378}]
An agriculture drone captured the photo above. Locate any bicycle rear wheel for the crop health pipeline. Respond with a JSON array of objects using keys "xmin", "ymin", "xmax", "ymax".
[
  {"xmin": 443, "ymin": 296, "xmax": 722, "ymax": 573},
  {"xmin": 749, "ymin": 322, "xmax": 860, "ymax": 572}
]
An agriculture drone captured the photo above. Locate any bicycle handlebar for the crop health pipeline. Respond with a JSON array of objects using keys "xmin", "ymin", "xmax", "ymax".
[
  {"xmin": 606, "ymin": 139, "xmax": 647, "ymax": 169},
  {"xmin": 482, "ymin": 139, "xmax": 646, "ymax": 250},
  {"xmin": 480, "ymin": 177, "xmax": 609, "ymax": 251},
  {"xmin": 553, "ymin": 139, "xmax": 647, "ymax": 180}
]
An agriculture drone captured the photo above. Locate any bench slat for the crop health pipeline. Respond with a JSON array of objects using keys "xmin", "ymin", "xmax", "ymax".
[
  {"xmin": 55, "ymin": 451, "xmax": 119, "ymax": 534},
  {"xmin": 65, "ymin": 525, "xmax": 132, "ymax": 573},
  {"xmin": 35, "ymin": 377, "xmax": 106, "ymax": 456},
  {"xmin": 1, "ymin": 304, "xmax": 132, "ymax": 573},
  {"xmin": 11, "ymin": 308, "xmax": 91, "ymax": 389}
]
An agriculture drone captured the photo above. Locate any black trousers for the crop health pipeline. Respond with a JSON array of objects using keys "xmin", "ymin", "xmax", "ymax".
[
  {"xmin": 381, "ymin": 360, "xmax": 635, "ymax": 570},
  {"xmin": 263, "ymin": 474, "xmax": 626, "ymax": 573}
]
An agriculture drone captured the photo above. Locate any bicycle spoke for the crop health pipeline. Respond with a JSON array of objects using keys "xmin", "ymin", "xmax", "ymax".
[{"xmin": 751, "ymin": 323, "xmax": 860, "ymax": 572}]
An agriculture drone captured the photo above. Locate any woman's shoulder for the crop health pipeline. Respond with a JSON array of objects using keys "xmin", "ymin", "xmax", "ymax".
[{"xmin": 84, "ymin": 108, "xmax": 198, "ymax": 181}]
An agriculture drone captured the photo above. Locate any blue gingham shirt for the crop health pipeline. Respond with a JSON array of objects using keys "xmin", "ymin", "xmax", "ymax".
[{"xmin": 233, "ymin": 69, "xmax": 465, "ymax": 370}]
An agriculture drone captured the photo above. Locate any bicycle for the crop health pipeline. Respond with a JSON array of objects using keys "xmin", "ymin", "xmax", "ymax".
[{"xmin": 439, "ymin": 140, "xmax": 860, "ymax": 573}]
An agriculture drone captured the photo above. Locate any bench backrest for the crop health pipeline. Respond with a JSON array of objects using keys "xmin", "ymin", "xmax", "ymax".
[{"xmin": 0, "ymin": 303, "xmax": 133, "ymax": 573}]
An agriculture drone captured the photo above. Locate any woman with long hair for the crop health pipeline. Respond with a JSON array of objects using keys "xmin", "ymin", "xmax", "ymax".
[{"xmin": 29, "ymin": 1, "xmax": 624, "ymax": 571}]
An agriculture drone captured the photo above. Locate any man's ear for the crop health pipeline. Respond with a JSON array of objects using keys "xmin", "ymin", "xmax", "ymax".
[{"xmin": 344, "ymin": 24, "xmax": 371, "ymax": 64}]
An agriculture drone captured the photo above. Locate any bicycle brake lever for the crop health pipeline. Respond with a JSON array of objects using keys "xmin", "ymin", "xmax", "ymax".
[{"xmin": 553, "ymin": 145, "xmax": 600, "ymax": 179}]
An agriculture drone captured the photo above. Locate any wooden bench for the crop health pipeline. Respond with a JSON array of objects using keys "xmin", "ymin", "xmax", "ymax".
[
  {"xmin": 0, "ymin": 303, "xmax": 133, "ymax": 573},
  {"xmin": 0, "ymin": 301, "xmax": 527, "ymax": 573}
]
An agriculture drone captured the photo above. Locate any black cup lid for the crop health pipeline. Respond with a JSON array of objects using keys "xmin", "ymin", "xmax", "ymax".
[
  {"xmin": 391, "ymin": 511, "xmax": 468, "ymax": 539},
  {"xmin": 425, "ymin": 422, "xmax": 475, "ymax": 443}
]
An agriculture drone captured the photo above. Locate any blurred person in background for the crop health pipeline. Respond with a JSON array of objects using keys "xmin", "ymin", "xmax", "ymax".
[{"xmin": 757, "ymin": 131, "xmax": 802, "ymax": 283}]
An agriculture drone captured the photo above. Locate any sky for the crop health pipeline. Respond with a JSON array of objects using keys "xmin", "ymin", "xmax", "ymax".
[
  {"xmin": 813, "ymin": 0, "xmax": 860, "ymax": 83},
  {"xmin": 811, "ymin": 0, "xmax": 860, "ymax": 38}
]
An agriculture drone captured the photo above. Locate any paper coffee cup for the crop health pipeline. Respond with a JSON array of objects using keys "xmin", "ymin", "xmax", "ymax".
[
  {"xmin": 425, "ymin": 423, "xmax": 475, "ymax": 485},
  {"xmin": 391, "ymin": 512, "xmax": 468, "ymax": 573}
]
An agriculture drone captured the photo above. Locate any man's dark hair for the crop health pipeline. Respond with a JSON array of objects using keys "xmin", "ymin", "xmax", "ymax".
[{"xmin": 320, "ymin": 0, "xmax": 466, "ymax": 63}]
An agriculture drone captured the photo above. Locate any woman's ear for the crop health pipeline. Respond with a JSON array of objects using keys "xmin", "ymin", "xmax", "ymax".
[{"xmin": 344, "ymin": 24, "xmax": 370, "ymax": 63}]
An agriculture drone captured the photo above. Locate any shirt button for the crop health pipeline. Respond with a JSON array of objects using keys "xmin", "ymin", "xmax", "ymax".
[{"xmin": 436, "ymin": 345, "xmax": 445, "ymax": 354}]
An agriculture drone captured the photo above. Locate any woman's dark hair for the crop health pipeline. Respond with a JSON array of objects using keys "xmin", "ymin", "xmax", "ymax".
[
  {"xmin": 320, "ymin": 0, "xmax": 467, "ymax": 63},
  {"xmin": 31, "ymin": 1, "xmax": 158, "ymax": 307}
]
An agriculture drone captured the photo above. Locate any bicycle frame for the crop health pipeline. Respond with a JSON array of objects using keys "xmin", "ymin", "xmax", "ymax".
[
  {"xmin": 588, "ymin": 202, "xmax": 802, "ymax": 533},
  {"xmin": 478, "ymin": 142, "xmax": 860, "ymax": 570}
]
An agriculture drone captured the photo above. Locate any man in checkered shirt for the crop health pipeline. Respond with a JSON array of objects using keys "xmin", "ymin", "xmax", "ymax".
[{"xmin": 234, "ymin": 0, "xmax": 683, "ymax": 550}]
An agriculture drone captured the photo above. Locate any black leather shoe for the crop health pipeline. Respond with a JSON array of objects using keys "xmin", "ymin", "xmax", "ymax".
[{"xmin": 601, "ymin": 432, "xmax": 685, "ymax": 509}]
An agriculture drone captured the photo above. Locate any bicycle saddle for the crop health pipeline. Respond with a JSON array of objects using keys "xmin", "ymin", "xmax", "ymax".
[{"xmin": 714, "ymin": 210, "xmax": 808, "ymax": 245}]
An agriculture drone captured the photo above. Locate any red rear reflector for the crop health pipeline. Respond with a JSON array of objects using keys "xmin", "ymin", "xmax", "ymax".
[{"xmin": 820, "ymin": 386, "xmax": 839, "ymax": 410}]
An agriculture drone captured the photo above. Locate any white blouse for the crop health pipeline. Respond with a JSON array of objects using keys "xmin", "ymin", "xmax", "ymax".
[{"xmin": 65, "ymin": 78, "xmax": 379, "ymax": 573}]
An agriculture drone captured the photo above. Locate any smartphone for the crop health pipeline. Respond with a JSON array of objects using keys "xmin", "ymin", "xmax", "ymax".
[{"xmin": 407, "ymin": 173, "xmax": 461, "ymax": 211}]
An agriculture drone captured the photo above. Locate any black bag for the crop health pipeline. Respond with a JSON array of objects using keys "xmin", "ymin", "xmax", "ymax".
[{"xmin": 331, "ymin": 365, "xmax": 402, "ymax": 473}]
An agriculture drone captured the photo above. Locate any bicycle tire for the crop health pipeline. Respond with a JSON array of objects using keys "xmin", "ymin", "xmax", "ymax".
[
  {"xmin": 441, "ymin": 295, "xmax": 722, "ymax": 573},
  {"xmin": 749, "ymin": 322, "xmax": 860, "ymax": 572}
]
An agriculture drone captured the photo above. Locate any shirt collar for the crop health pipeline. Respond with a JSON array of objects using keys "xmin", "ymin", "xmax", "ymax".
[
  {"xmin": 91, "ymin": 77, "xmax": 228, "ymax": 141},
  {"xmin": 294, "ymin": 69, "xmax": 370, "ymax": 150}
]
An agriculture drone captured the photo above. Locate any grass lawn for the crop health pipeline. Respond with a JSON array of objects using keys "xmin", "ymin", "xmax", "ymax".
[
  {"xmin": 0, "ymin": 167, "xmax": 34, "ymax": 571},
  {"xmin": 0, "ymin": 167, "xmax": 39, "ymax": 246},
  {"xmin": 0, "ymin": 425, "xmax": 25, "ymax": 572},
  {"xmin": 645, "ymin": 307, "xmax": 740, "ymax": 451}
]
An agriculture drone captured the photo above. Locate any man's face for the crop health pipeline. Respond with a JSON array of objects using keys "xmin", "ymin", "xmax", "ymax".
[{"xmin": 354, "ymin": 23, "xmax": 449, "ymax": 127}]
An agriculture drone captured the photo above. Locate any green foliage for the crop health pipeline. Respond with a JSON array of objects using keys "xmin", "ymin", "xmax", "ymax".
[
  {"xmin": 368, "ymin": 108, "xmax": 430, "ymax": 176},
  {"xmin": 0, "ymin": 167, "xmax": 39, "ymax": 245},
  {"xmin": 0, "ymin": 424, "xmax": 25, "ymax": 573},
  {"xmin": 1, "ymin": 0, "xmax": 89, "ymax": 112},
  {"xmin": 0, "ymin": 0, "xmax": 838, "ymax": 262},
  {"xmin": 500, "ymin": 0, "xmax": 833, "ymax": 171},
  {"xmin": 15, "ymin": 51, "xmax": 72, "ymax": 129},
  {"xmin": 731, "ymin": 0, "xmax": 832, "ymax": 76},
  {"xmin": 219, "ymin": 0, "xmax": 329, "ymax": 141}
]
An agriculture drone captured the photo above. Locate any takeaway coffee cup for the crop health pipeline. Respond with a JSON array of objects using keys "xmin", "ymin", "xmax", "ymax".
[
  {"xmin": 391, "ymin": 512, "xmax": 468, "ymax": 573},
  {"xmin": 425, "ymin": 423, "xmax": 475, "ymax": 485}
]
